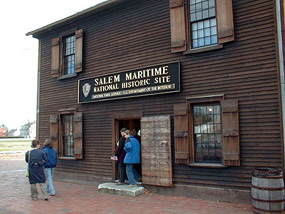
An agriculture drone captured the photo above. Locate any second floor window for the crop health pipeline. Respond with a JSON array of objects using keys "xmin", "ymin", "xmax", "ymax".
[
  {"xmin": 51, "ymin": 29, "xmax": 83, "ymax": 79},
  {"xmin": 190, "ymin": 0, "xmax": 217, "ymax": 48},
  {"xmin": 169, "ymin": 0, "xmax": 234, "ymax": 53},
  {"xmin": 63, "ymin": 35, "xmax": 76, "ymax": 75}
]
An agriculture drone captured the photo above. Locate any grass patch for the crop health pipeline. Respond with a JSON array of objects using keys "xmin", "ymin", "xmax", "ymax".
[{"xmin": 0, "ymin": 140, "xmax": 32, "ymax": 152}]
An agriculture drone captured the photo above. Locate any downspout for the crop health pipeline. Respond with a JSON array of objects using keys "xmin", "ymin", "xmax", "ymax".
[
  {"xmin": 275, "ymin": 0, "xmax": 285, "ymax": 171},
  {"xmin": 36, "ymin": 40, "xmax": 41, "ymax": 139}
]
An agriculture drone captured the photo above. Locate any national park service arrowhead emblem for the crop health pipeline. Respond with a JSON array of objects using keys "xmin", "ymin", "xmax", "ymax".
[{"xmin": 82, "ymin": 83, "xmax": 91, "ymax": 97}]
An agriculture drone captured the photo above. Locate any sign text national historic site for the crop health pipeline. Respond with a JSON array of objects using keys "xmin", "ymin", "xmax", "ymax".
[{"xmin": 78, "ymin": 61, "xmax": 180, "ymax": 103}]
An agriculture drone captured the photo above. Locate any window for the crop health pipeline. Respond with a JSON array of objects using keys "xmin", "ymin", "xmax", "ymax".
[
  {"xmin": 190, "ymin": 0, "xmax": 217, "ymax": 48},
  {"xmin": 61, "ymin": 114, "xmax": 75, "ymax": 157},
  {"xmin": 193, "ymin": 103, "xmax": 221, "ymax": 163},
  {"xmin": 170, "ymin": 0, "xmax": 234, "ymax": 53},
  {"xmin": 50, "ymin": 111, "xmax": 83, "ymax": 160},
  {"xmin": 174, "ymin": 96, "xmax": 240, "ymax": 167},
  {"xmin": 51, "ymin": 29, "xmax": 83, "ymax": 79},
  {"xmin": 63, "ymin": 35, "xmax": 76, "ymax": 75}
]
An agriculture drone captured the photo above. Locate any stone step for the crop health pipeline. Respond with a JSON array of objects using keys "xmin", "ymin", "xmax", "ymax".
[{"xmin": 98, "ymin": 182, "xmax": 144, "ymax": 197}]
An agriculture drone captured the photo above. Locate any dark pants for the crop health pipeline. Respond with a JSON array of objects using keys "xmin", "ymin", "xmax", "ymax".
[{"xmin": 118, "ymin": 161, "xmax": 127, "ymax": 183}]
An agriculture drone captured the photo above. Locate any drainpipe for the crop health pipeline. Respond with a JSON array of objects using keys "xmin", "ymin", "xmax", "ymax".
[
  {"xmin": 275, "ymin": 0, "xmax": 285, "ymax": 172},
  {"xmin": 36, "ymin": 40, "xmax": 41, "ymax": 139}
]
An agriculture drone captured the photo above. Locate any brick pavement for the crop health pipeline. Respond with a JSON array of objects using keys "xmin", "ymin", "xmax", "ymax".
[{"xmin": 0, "ymin": 156, "xmax": 253, "ymax": 214}]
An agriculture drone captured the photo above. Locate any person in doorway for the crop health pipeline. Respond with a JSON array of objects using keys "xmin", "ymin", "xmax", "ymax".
[
  {"xmin": 131, "ymin": 128, "xmax": 141, "ymax": 143},
  {"xmin": 25, "ymin": 139, "xmax": 49, "ymax": 201},
  {"xmin": 131, "ymin": 128, "xmax": 142, "ymax": 181},
  {"xmin": 43, "ymin": 138, "xmax": 57, "ymax": 196},
  {"xmin": 124, "ymin": 130, "xmax": 141, "ymax": 187},
  {"xmin": 115, "ymin": 127, "xmax": 127, "ymax": 185}
]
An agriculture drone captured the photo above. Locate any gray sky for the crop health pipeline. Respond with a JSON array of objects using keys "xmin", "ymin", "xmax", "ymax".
[{"xmin": 0, "ymin": 0, "xmax": 105, "ymax": 130}]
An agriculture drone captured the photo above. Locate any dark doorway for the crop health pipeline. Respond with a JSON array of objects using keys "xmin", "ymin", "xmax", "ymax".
[{"xmin": 113, "ymin": 118, "xmax": 141, "ymax": 181}]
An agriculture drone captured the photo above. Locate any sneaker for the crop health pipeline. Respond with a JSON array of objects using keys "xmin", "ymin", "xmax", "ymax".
[
  {"xmin": 127, "ymin": 184, "xmax": 137, "ymax": 187},
  {"xmin": 116, "ymin": 182, "xmax": 125, "ymax": 185},
  {"xmin": 44, "ymin": 198, "xmax": 49, "ymax": 201},
  {"xmin": 32, "ymin": 198, "xmax": 38, "ymax": 201},
  {"xmin": 49, "ymin": 192, "xmax": 56, "ymax": 196}
]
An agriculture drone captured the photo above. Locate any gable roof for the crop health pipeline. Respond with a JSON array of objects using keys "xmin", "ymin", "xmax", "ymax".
[{"xmin": 26, "ymin": 0, "xmax": 129, "ymax": 38}]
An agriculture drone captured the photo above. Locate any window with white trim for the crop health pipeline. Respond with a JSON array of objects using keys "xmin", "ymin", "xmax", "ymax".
[
  {"xmin": 170, "ymin": 0, "xmax": 235, "ymax": 53},
  {"xmin": 190, "ymin": 0, "xmax": 218, "ymax": 48}
]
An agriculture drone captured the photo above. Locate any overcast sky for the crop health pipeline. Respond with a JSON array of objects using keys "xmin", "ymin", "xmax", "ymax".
[{"xmin": 0, "ymin": 0, "xmax": 105, "ymax": 130}]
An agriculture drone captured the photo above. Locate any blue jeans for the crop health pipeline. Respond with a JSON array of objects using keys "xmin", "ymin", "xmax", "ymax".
[
  {"xmin": 45, "ymin": 168, "xmax": 55, "ymax": 195},
  {"xmin": 126, "ymin": 164, "xmax": 140, "ymax": 185}
]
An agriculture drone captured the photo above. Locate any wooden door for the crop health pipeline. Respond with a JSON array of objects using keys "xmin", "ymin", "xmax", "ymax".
[{"xmin": 141, "ymin": 115, "xmax": 173, "ymax": 187}]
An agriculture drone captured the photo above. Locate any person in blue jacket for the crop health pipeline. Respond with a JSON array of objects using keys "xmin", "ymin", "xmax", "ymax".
[
  {"xmin": 124, "ymin": 130, "xmax": 141, "ymax": 187},
  {"xmin": 43, "ymin": 138, "xmax": 57, "ymax": 196}
]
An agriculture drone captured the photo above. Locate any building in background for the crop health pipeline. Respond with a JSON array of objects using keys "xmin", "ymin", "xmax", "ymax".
[
  {"xmin": 20, "ymin": 121, "xmax": 36, "ymax": 138},
  {"xmin": 8, "ymin": 129, "xmax": 19, "ymax": 137},
  {"xmin": 26, "ymin": 0, "xmax": 285, "ymax": 205},
  {"xmin": 29, "ymin": 123, "xmax": 36, "ymax": 139},
  {"xmin": 0, "ymin": 125, "xmax": 8, "ymax": 137}
]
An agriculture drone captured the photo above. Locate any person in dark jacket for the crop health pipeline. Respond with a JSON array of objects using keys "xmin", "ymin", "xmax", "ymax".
[
  {"xmin": 43, "ymin": 138, "xmax": 58, "ymax": 196},
  {"xmin": 25, "ymin": 139, "xmax": 49, "ymax": 200},
  {"xmin": 114, "ymin": 127, "xmax": 127, "ymax": 185},
  {"xmin": 124, "ymin": 130, "xmax": 141, "ymax": 187}
]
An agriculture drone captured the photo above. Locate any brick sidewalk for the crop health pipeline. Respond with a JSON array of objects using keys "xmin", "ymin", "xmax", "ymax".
[{"xmin": 0, "ymin": 158, "xmax": 253, "ymax": 214}]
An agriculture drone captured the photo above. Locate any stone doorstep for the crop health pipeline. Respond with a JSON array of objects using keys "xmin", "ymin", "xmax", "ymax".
[{"xmin": 98, "ymin": 182, "xmax": 145, "ymax": 197}]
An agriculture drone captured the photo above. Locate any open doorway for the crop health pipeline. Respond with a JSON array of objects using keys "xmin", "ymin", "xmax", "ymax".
[{"xmin": 113, "ymin": 118, "xmax": 141, "ymax": 181}]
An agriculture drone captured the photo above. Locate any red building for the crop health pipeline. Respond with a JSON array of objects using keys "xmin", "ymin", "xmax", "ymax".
[{"xmin": 0, "ymin": 125, "xmax": 8, "ymax": 137}]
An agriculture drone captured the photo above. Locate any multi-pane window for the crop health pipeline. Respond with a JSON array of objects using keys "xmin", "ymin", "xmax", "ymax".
[
  {"xmin": 61, "ymin": 114, "xmax": 74, "ymax": 157},
  {"xmin": 193, "ymin": 103, "xmax": 221, "ymax": 163},
  {"xmin": 63, "ymin": 35, "xmax": 76, "ymax": 75},
  {"xmin": 190, "ymin": 0, "xmax": 217, "ymax": 48},
  {"xmin": 51, "ymin": 29, "xmax": 83, "ymax": 78}
]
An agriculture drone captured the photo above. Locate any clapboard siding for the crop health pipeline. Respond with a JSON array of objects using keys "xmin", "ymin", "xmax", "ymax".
[{"xmin": 36, "ymin": 0, "xmax": 282, "ymax": 190}]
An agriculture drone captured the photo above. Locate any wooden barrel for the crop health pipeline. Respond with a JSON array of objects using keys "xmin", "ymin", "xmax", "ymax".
[{"xmin": 251, "ymin": 168, "xmax": 285, "ymax": 214}]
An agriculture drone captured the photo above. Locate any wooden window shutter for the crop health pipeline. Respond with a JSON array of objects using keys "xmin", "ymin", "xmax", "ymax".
[
  {"xmin": 174, "ymin": 103, "xmax": 189, "ymax": 164},
  {"xmin": 221, "ymin": 99, "xmax": 240, "ymax": 166},
  {"xmin": 50, "ymin": 114, "xmax": 59, "ymax": 155},
  {"xmin": 169, "ymin": 0, "xmax": 187, "ymax": 53},
  {"xmin": 51, "ymin": 38, "xmax": 60, "ymax": 78},
  {"xmin": 74, "ymin": 112, "xmax": 83, "ymax": 159},
  {"xmin": 216, "ymin": 0, "xmax": 235, "ymax": 44},
  {"xmin": 75, "ymin": 29, "xmax": 83, "ymax": 73}
]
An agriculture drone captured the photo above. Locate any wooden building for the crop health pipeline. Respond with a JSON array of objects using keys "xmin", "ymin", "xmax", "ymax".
[{"xmin": 27, "ymin": 0, "xmax": 285, "ymax": 203}]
